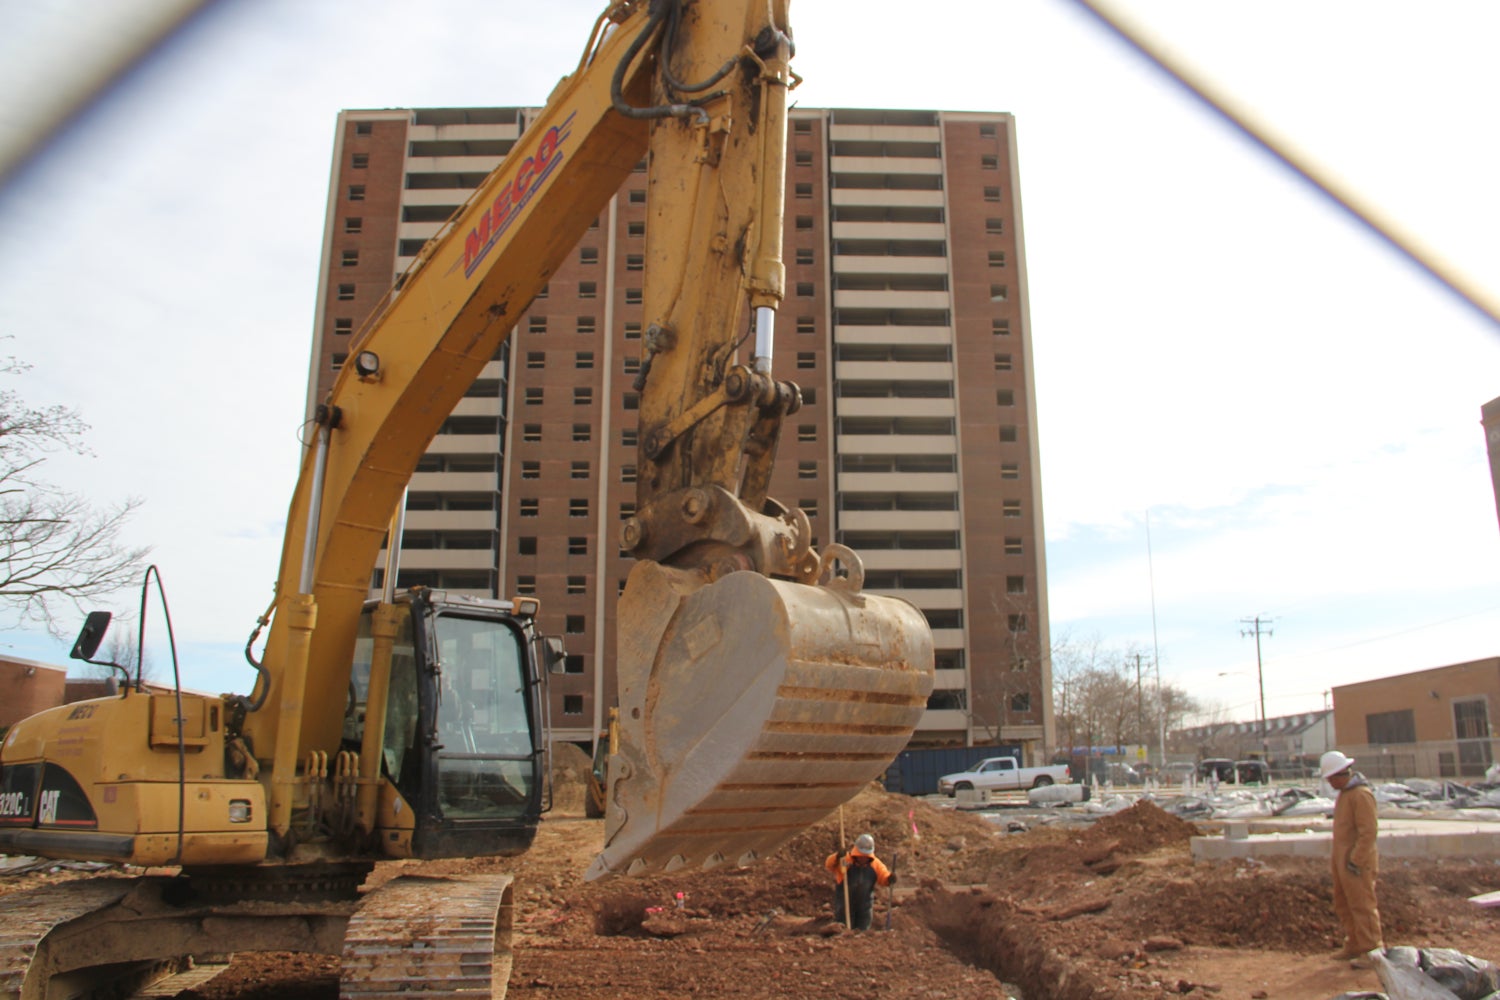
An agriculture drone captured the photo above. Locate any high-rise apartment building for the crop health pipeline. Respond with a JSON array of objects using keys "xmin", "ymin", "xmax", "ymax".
[{"xmin": 307, "ymin": 106, "xmax": 1053, "ymax": 758}]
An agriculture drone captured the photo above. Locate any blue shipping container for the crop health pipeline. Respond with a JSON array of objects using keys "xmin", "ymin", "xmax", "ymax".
[{"xmin": 883, "ymin": 745, "xmax": 1023, "ymax": 796}]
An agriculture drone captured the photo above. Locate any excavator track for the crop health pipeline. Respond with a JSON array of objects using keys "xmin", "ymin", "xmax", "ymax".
[
  {"xmin": 340, "ymin": 874, "xmax": 514, "ymax": 999},
  {"xmin": 0, "ymin": 878, "xmax": 135, "ymax": 1000},
  {"xmin": 0, "ymin": 871, "xmax": 516, "ymax": 1000}
]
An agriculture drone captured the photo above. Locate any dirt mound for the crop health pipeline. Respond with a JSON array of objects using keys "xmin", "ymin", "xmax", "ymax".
[{"xmin": 1083, "ymin": 799, "xmax": 1200, "ymax": 853}]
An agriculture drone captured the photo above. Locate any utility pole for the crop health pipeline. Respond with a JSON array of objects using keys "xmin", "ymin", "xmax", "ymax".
[{"xmin": 1239, "ymin": 615, "xmax": 1273, "ymax": 760}]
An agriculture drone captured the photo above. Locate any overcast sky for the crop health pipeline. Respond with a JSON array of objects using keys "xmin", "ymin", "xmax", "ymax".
[{"xmin": 1, "ymin": 1, "xmax": 1497, "ymax": 728}]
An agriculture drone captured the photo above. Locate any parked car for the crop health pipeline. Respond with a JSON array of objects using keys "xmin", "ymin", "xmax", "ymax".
[
  {"xmin": 1103, "ymin": 762, "xmax": 1143, "ymax": 786},
  {"xmin": 1198, "ymin": 758, "xmax": 1236, "ymax": 782},
  {"xmin": 1234, "ymin": 759, "xmax": 1269, "ymax": 785}
]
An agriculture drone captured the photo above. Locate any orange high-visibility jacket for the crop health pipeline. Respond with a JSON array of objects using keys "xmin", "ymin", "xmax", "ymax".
[{"xmin": 825, "ymin": 848, "xmax": 892, "ymax": 886}]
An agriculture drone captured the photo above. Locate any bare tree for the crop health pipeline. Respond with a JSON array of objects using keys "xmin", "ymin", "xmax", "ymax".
[
  {"xmin": 0, "ymin": 353, "xmax": 149, "ymax": 635},
  {"xmin": 90, "ymin": 628, "xmax": 156, "ymax": 685}
]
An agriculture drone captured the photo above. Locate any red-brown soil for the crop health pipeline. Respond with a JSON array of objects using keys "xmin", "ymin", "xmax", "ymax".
[{"xmin": 3, "ymin": 782, "xmax": 1497, "ymax": 999}]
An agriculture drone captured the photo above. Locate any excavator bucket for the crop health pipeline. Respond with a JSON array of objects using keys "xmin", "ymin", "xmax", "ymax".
[{"xmin": 586, "ymin": 560, "xmax": 934, "ymax": 880}]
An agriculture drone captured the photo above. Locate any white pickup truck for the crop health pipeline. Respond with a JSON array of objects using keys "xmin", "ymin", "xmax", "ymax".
[{"xmin": 938, "ymin": 756, "xmax": 1071, "ymax": 795}]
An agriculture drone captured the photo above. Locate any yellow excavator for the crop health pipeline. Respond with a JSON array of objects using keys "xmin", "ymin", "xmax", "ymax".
[{"xmin": 0, "ymin": 1, "xmax": 934, "ymax": 996}]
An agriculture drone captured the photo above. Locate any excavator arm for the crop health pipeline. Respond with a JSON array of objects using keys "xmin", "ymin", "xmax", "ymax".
[{"xmin": 244, "ymin": 0, "xmax": 933, "ymax": 872}]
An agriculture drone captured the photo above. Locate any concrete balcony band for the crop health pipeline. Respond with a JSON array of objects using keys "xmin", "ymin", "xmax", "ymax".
[
  {"xmin": 834, "ymin": 360, "xmax": 954, "ymax": 382},
  {"xmin": 835, "ymin": 434, "xmax": 956, "ymax": 455}
]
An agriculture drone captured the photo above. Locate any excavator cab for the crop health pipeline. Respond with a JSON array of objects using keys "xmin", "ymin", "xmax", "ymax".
[{"xmin": 344, "ymin": 589, "xmax": 548, "ymax": 860}]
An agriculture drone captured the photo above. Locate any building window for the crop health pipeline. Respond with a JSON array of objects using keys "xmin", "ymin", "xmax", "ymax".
[
  {"xmin": 798, "ymin": 461, "xmax": 817, "ymax": 479},
  {"xmin": 623, "ymin": 392, "xmax": 639, "ymax": 411},
  {"xmin": 993, "ymin": 318, "xmax": 1010, "ymax": 336},
  {"xmin": 621, "ymin": 427, "xmax": 638, "ymax": 447},
  {"xmin": 1367, "ymin": 709, "xmax": 1416, "ymax": 745},
  {"xmin": 1007, "ymin": 613, "xmax": 1028, "ymax": 633},
  {"xmin": 1004, "ymin": 537, "xmax": 1022, "ymax": 555},
  {"xmin": 1006, "ymin": 575, "xmax": 1025, "ymax": 594},
  {"xmin": 536, "ymin": 284, "xmax": 549, "ymax": 299},
  {"xmin": 626, "ymin": 254, "xmax": 644, "ymax": 272},
  {"xmin": 351, "ymin": 152, "xmax": 369, "ymax": 169},
  {"xmin": 566, "ymin": 615, "xmax": 586, "ymax": 634},
  {"xmin": 1454, "ymin": 699, "xmax": 1490, "ymax": 740},
  {"xmin": 625, "ymin": 288, "xmax": 642, "ymax": 305},
  {"xmin": 798, "ymin": 424, "xmax": 816, "ymax": 443},
  {"xmin": 579, "ymin": 282, "xmax": 597, "ymax": 299},
  {"xmin": 981, "ymin": 155, "xmax": 999, "ymax": 170},
  {"xmin": 529, "ymin": 316, "xmax": 546, "ymax": 334},
  {"xmin": 623, "ymin": 356, "xmax": 641, "ymax": 375},
  {"xmin": 569, "ymin": 498, "xmax": 589, "ymax": 517},
  {"xmin": 354, "ymin": 121, "xmax": 373, "ymax": 136},
  {"xmin": 796, "ymin": 282, "xmax": 814, "ymax": 297},
  {"xmin": 334, "ymin": 318, "xmax": 353, "ymax": 335},
  {"xmin": 802, "ymin": 387, "xmax": 816, "ymax": 404},
  {"xmin": 344, "ymin": 217, "xmax": 362, "ymax": 234},
  {"xmin": 997, "ymin": 389, "xmax": 1015, "ymax": 406},
  {"xmin": 1003, "ymin": 499, "xmax": 1021, "ymax": 517},
  {"xmin": 994, "ymin": 353, "xmax": 1013, "ymax": 371},
  {"xmin": 999, "ymin": 425, "xmax": 1017, "ymax": 443},
  {"xmin": 337, "ymin": 283, "xmax": 355, "ymax": 301},
  {"xmin": 525, "ymin": 387, "xmax": 543, "ymax": 405},
  {"xmin": 576, "ymin": 316, "xmax": 596, "ymax": 335},
  {"xmin": 927, "ymin": 690, "xmax": 967, "ymax": 711},
  {"xmin": 988, "ymin": 251, "xmax": 1007, "ymax": 268},
  {"xmin": 797, "ymin": 316, "xmax": 815, "ymax": 335},
  {"xmin": 795, "ymin": 182, "xmax": 813, "ymax": 199},
  {"xmin": 624, "ymin": 322, "xmax": 642, "ymax": 340},
  {"xmin": 795, "ymin": 215, "xmax": 813, "ymax": 231},
  {"xmin": 1001, "ymin": 463, "xmax": 1019, "ymax": 479},
  {"xmin": 567, "ymin": 575, "xmax": 586, "ymax": 595},
  {"xmin": 568, "ymin": 536, "xmax": 588, "ymax": 556},
  {"xmin": 619, "ymin": 501, "xmax": 636, "ymax": 519},
  {"xmin": 523, "ymin": 424, "xmax": 542, "ymax": 443},
  {"xmin": 342, "ymin": 250, "xmax": 359, "ymax": 267},
  {"xmin": 621, "ymin": 464, "xmax": 637, "ymax": 483},
  {"xmin": 984, "ymin": 186, "xmax": 1001, "ymax": 203},
  {"xmin": 516, "ymin": 575, "xmax": 536, "ymax": 595},
  {"xmin": 519, "ymin": 499, "xmax": 539, "ymax": 517},
  {"xmin": 521, "ymin": 461, "xmax": 540, "ymax": 480},
  {"xmin": 986, "ymin": 218, "xmax": 1004, "ymax": 235},
  {"xmin": 563, "ymin": 695, "xmax": 583, "ymax": 715},
  {"xmin": 980, "ymin": 123, "xmax": 997, "ymax": 137},
  {"xmin": 573, "ymin": 424, "xmax": 591, "ymax": 443},
  {"xmin": 628, "ymin": 189, "xmax": 646, "ymax": 204},
  {"xmin": 795, "ymin": 149, "xmax": 813, "ymax": 166},
  {"xmin": 990, "ymin": 284, "xmax": 1008, "ymax": 302},
  {"xmin": 633, "ymin": 158, "xmax": 647, "ymax": 172},
  {"xmin": 627, "ymin": 221, "xmax": 645, "ymax": 238},
  {"xmin": 348, "ymin": 184, "xmax": 366, "ymax": 201},
  {"xmin": 580, "ymin": 247, "xmax": 599, "ymax": 265},
  {"xmin": 518, "ymin": 536, "xmax": 536, "ymax": 555},
  {"xmin": 1010, "ymin": 692, "xmax": 1031, "ymax": 713},
  {"xmin": 588, "ymin": 216, "xmax": 600, "ymax": 230},
  {"xmin": 796, "ymin": 247, "xmax": 814, "ymax": 266},
  {"xmin": 797, "ymin": 352, "xmax": 816, "ymax": 370},
  {"xmin": 575, "ymin": 351, "xmax": 594, "ymax": 370},
  {"xmin": 793, "ymin": 120, "xmax": 812, "ymax": 135},
  {"xmin": 526, "ymin": 352, "xmax": 545, "ymax": 369},
  {"xmin": 801, "ymin": 499, "xmax": 818, "ymax": 519},
  {"xmin": 575, "ymin": 387, "xmax": 593, "ymax": 406},
  {"xmin": 571, "ymin": 461, "xmax": 589, "ymax": 480},
  {"xmin": 330, "ymin": 353, "xmax": 347, "ymax": 370}
]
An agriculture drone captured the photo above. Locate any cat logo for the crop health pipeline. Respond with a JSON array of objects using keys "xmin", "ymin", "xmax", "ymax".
[{"xmin": 37, "ymin": 789, "xmax": 60, "ymax": 825}]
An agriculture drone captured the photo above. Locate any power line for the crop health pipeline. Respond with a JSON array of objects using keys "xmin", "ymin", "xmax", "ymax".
[{"xmin": 1239, "ymin": 615, "xmax": 1273, "ymax": 755}]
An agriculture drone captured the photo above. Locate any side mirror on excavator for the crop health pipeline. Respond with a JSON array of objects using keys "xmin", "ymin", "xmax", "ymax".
[
  {"xmin": 538, "ymin": 636, "xmax": 566, "ymax": 675},
  {"xmin": 70, "ymin": 611, "xmax": 113, "ymax": 661}
]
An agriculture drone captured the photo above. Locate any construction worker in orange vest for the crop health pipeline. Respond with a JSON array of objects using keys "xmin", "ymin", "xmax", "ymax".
[{"xmin": 825, "ymin": 833, "xmax": 894, "ymax": 931}]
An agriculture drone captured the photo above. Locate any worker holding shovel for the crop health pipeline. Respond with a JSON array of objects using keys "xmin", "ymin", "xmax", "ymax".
[{"xmin": 825, "ymin": 833, "xmax": 895, "ymax": 931}]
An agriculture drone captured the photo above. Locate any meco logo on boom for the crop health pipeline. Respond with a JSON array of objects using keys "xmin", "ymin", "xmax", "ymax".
[{"xmin": 463, "ymin": 115, "xmax": 574, "ymax": 278}]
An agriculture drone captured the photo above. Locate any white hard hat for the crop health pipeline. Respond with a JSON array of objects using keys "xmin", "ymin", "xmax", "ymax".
[
  {"xmin": 1320, "ymin": 750, "xmax": 1355, "ymax": 778},
  {"xmin": 854, "ymin": 834, "xmax": 874, "ymax": 853}
]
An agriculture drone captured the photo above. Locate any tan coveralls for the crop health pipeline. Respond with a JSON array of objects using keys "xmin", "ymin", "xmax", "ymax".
[{"xmin": 1330, "ymin": 773, "xmax": 1383, "ymax": 954}]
